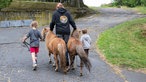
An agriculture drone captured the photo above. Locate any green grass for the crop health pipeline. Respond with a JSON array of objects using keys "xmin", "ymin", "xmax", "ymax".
[
  {"xmin": 88, "ymin": 6, "xmax": 99, "ymax": 10},
  {"xmin": 121, "ymin": 6, "xmax": 146, "ymax": 14},
  {"xmin": 97, "ymin": 18, "xmax": 146, "ymax": 69},
  {"xmin": 132, "ymin": 6, "xmax": 146, "ymax": 14},
  {"xmin": 2, "ymin": 1, "xmax": 57, "ymax": 11},
  {"xmin": 100, "ymin": 4, "xmax": 146, "ymax": 15}
]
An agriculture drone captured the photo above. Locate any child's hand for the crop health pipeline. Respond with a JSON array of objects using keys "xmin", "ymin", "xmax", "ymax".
[
  {"xmin": 22, "ymin": 36, "xmax": 27, "ymax": 43},
  {"xmin": 40, "ymin": 39, "xmax": 44, "ymax": 41}
]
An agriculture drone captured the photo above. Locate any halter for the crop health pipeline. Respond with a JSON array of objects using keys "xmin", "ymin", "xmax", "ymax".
[
  {"xmin": 42, "ymin": 32, "xmax": 47, "ymax": 41},
  {"xmin": 23, "ymin": 41, "xmax": 30, "ymax": 51}
]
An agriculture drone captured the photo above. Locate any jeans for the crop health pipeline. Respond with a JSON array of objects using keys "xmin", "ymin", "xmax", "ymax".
[{"xmin": 56, "ymin": 34, "xmax": 70, "ymax": 66}]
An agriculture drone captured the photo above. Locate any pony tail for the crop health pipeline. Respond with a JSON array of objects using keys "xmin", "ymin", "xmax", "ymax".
[
  {"xmin": 58, "ymin": 43, "xmax": 66, "ymax": 72},
  {"xmin": 76, "ymin": 45, "xmax": 92, "ymax": 72}
]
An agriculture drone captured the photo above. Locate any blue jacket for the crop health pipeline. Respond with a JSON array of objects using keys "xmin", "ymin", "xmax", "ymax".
[{"xmin": 26, "ymin": 29, "xmax": 42, "ymax": 47}]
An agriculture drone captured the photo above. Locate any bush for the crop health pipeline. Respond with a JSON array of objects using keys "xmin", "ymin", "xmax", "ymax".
[
  {"xmin": 0, "ymin": 0, "xmax": 12, "ymax": 9},
  {"xmin": 123, "ymin": 0, "xmax": 139, "ymax": 7},
  {"xmin": 113, "ymin": 0, "xmax": 146, "ymax": 7},
  {"xmin": 141, "ymin": 0, "xmax": 146, "ymax": 6}
]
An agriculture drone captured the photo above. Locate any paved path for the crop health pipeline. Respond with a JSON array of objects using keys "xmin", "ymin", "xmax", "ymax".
[{"xmin": 0, "ymin": 8, "xmax": 146, "ymax": 82}]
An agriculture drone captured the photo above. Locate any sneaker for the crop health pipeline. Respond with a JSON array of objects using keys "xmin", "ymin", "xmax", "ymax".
[{"xmin": 33, "ymin": 64, "xmax": 37, "ymax": 71}]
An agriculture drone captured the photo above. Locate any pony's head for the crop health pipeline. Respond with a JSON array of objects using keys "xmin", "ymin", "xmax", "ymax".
[
  {"xmin": 41, "ymin": 27, "xmax": 50, "ymax": 41},
  {"xmin": 71, "ymin": 29, "xmax": 81, "ymax": 39}
]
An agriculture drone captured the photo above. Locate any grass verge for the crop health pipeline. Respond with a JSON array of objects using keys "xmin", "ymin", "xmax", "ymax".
[
  {"xmin": 100, "ymin": 4, "xmax": 146, "ymax": 14},
  {"xmin": 97, "ymin": 17, "xmax": 146, "ymax": 69},
  {"xmin": 1, "ymin": 1, "xmax": 57, "ymax": 11},
  {"xmin": 132, "ymin": 6, "xmax": 146, "ymax": 14}
]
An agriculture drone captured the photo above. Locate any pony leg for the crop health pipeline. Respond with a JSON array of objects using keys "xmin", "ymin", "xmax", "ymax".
[
  {"xmin": 54, "ymin": 55, "xmax": 59, "ymax": 72},
  {"xmin": 53, "ymin": 56, "xmax": 56, "ymax": 67},
  {"xmin": 48, "ymin": 53, "xmax": 52, "ymax": 64},
  {"xmin": 80, "ymin": 60, "xmax": 84, "ymax": 76},
  {"xmin": 70, "ymin": 55, "xmax": 75, "ymax": 70}
]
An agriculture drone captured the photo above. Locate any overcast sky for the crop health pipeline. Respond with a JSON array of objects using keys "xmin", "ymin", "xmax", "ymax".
[{"xmin": 83, "ymin": 0, "xmax": 113, "ymax": 7}]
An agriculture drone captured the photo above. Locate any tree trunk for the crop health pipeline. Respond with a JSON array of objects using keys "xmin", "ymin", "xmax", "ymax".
[
  {"xmin": 70, "ymin": 0, "xmax": 76, "ymax": 7},
  {"xmin": 80, "ymin": 0, "xmax": 86, "ymax": 7},
  {"xmin": 67, "ymin": 0, "xmax": 86, "ymax": 7},
  {"xmin": 60, "ymin": 0, "xmax": 65, "ymax": 3}
]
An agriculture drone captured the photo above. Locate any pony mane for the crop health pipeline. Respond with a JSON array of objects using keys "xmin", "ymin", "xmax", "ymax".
[
  {"xmin": 42, "ymin": 27, "xmax": 57, "ymax": 41},
  {"xmin": 71, "ymin": 29, "xmax": 81, "ymax": 39}
]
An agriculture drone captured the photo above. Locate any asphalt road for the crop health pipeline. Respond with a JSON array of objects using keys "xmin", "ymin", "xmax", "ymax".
[{"xmin": 0, "ymin": 8, "xmax": 146, "ymax": 82}]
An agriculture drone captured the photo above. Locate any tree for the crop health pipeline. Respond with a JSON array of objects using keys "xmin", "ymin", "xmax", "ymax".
[
  {"xmin": 67, "ymin": 0, "xmax": 86, "ymax": 7},
  {"xmin": 39, "ymin": 0, "xmax": 86, "ymax": 8},
  {"xmin": 0, "ymin": 0, "xmax": 12, "ymax": 9}
]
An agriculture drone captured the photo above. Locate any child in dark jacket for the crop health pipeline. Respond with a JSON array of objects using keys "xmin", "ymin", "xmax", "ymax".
[{"xmin": 22, "ymin": 21, "xmax": 43, "ymax": 71}]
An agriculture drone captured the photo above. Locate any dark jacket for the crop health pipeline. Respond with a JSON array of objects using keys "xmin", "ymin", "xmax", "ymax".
[{"xmin": 50, "ymin": 8, "xmax": 76, "ymax": 35}]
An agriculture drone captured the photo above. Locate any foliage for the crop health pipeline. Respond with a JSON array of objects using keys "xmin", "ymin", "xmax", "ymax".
[
  {"xmin": 13, "ymin": 0, "xmax": 86, "ymax": 7},
  {"xmin": 0, "ymin": 0, "xmax": 12, "ymax": 9},
  {"xmin": 97, "ymin": 17, "xmax": 146, "ymax": 69},
  {"xmin": 141, "ymin": 0, "xmax": 146, "ymax": 6},
  {"xmin": 2, "ymin": 1, "xmax": 57, "ymax": 11},
  {"xmin": 113, "ymin": 0, "xmax": 146, "ymax": 7}
]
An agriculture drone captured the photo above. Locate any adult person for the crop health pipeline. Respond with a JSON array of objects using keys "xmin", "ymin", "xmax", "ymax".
[{"xmin": 50, "ymin": 3, "xmax": 77, "ymax": 66}]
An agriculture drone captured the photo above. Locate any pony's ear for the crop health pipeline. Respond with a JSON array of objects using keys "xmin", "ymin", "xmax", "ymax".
[
  {"xmin": 44, "ymin": 27, "xmax": 47, "ymax": 30},
  {"xmin": 43, "ymin": 27, "xmax": 50, "ymax": 32},
  {"xmin": 79, "ymin": 30, "xmax": 81, "ymax": 34}
]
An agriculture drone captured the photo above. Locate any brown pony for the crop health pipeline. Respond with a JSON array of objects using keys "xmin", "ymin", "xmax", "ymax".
[
  {"xmin": 67, "ymin": 29, "xmax": 92, "ymax": 76},
  {"xmin": 41, "ymin": 27, "xmax": 67, "ymax": 73}
]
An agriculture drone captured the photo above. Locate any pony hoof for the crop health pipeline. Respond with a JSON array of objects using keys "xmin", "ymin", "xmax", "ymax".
[
  {"xmin": 71, "ymin": 67, "xmax": 75, "ymax": 70},
  {"xmin": 49, "ymin": 61, "xmax": 52, "ymax": 64},
  {"xmin": 55, "ymin": 69, "xmax": 58, "ymax": 72},
  {"xmin": 66, "ymin": 68, "xmax": 70, "ymax": 72},
  {"xmin": 80, "ymin": 73, "xmax": 83, "ymax": 76},
  {"xmin": 64, "ymin": 71, "xmax": 67, "ymax": 74},
  {"xmin": 53, "ymin": 64, "xmax": 56, "ymax": 67}
]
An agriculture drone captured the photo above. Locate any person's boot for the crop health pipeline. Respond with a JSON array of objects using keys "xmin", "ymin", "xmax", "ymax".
[
  {"xmin": 66, "ymin": 52, "xmax": 69, "ymax": 66},
  {"xmin": 66, "ymin": 61, "xmax": 69, "ymax": 66}
]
